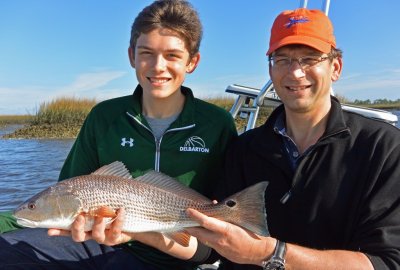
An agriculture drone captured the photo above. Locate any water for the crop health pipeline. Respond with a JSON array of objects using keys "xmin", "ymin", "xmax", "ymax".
[
  {"xmin": 0, "ymin": 110, "xmax": 399, "ymax": 212},
  {"xmin": 0, "ymin": 125, "xmax": 74, "ymax": 211}
]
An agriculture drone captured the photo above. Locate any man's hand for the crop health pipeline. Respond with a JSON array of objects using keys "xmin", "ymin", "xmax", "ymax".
[
  {"xmin": 48, "ymin": 208, "xmax": 134, "ymax": 246},
  {"xmin": 185, "ymin": 208, "xmax": 275, "ymax": 266}
]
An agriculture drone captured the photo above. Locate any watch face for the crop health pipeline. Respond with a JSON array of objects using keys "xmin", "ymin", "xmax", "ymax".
[
  {"xmin": 264, "ymin": 261, "xmax": 285, "ymax": 270},
  {"xmin": 263, "ymin": 240, "xmax": 286, "ymax": 270}
]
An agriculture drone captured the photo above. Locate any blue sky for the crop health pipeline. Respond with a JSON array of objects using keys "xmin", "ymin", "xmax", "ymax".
[{"xmin": 1, "ymin": 0, "xmax": 400, "ymax": 115}]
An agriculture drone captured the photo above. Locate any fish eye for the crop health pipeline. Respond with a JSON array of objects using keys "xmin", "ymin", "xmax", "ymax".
[
  {"xmin": 27, "ymin": 203, "xmax": 36, "ymax": 210},
  {"xmin": 225, "ymin": 200, "xmax": 236, "ymax": 208}
]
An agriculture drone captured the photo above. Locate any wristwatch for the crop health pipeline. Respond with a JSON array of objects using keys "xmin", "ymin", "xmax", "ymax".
[{"xmin": 261, "ymin": 240, "xmax": 286, "ymax": 270}]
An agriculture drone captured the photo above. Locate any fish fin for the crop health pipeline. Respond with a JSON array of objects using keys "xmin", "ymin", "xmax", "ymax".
[
  {"xmin": 164, "ymin": 231, "xmax": 192, "ymax": 247},
  {"xmin": 82, "ymin": 216, "xmax": 114, "ymax": 231},
  {"xmin": 91, "ymin": 161, "xmax": 132, "ymax": 179},
  {"xmin": 91, "ymin": 206, "xmax": 117, "ymax": 218},
  {"xmin": 222, "ymin": 181, "xmax": 270, "ymax": 237},
  {"xmin": 135, "ymin": 171, "xmax": 210, "ymax": 203}
]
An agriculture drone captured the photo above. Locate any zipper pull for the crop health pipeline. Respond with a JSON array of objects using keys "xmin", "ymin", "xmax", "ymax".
[{"xmin": 280, "ymin": 189, "xmax": 292, "ymax": 204}]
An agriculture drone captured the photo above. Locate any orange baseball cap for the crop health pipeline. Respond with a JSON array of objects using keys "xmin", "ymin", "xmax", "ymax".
[{"xmin": 266, "ymin": 8, "xmax": 336, "ymax": 55}]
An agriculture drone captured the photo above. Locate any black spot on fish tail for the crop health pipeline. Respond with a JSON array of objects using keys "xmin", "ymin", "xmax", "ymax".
[
  {"xmin": 225, "ymin": 200, "xmax": 236, "ymax": 207},
  {"xmin": 223, "ymin": 181, "xmax": 270, "ymax": 237}
]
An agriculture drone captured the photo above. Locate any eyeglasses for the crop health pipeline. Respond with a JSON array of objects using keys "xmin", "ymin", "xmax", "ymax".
[{"xmin": 269, "ymin": 54, "xmax": 332, "ymax": 70}]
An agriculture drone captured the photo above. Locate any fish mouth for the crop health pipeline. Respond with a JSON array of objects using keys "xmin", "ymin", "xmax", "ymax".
[{"xmin": 14, "ymin": 217, "xmax": 38, "ymax": 228}]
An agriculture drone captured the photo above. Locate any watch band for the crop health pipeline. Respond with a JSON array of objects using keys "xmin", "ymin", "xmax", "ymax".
[{"xmin": 262, "ymin": 240, "xmax": 287, "ymax": 270}]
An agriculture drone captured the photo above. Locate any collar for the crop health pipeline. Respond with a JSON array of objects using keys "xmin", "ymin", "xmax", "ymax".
[
  {"xmin": 129, "ymin": 85, "xmax": 196, "ymax": 128},
  {"xmin": 269, "ymin": 96, "xmax": 349, "ymax": 138},
  {"xmin": 249, "ymin": 96, "xmax": 351, "ymax": 159},
  {"xmin": 273, "ymin": 111, "xmax": 287, "ymax": 136}
]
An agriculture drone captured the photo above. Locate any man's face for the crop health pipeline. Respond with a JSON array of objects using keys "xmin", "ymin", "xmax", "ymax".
[
  {"xmin": 129, "ymin": 28, "xmax": 199, "ymax": 101},
  {"xmin": 269, "ymin": 45, "xmax": 342, "ymax": 116}
]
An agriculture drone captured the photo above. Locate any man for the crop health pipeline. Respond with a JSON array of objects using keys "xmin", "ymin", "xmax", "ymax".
[
  {"xmin": 187, "ymin": 8, "xmax": 400, "ymax": 270},
  {"xmin": 0, "ymin": 1, "xmax": 236, "ymax": 269}
]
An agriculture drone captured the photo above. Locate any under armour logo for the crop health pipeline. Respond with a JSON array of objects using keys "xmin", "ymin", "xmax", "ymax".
[
  {"xmin": 285, "ymin": 16, "xmax": 309, "ymax": 28},
  {"xmin": 121, "ymin": 138, "xmax": 134, "ymax": 147}
]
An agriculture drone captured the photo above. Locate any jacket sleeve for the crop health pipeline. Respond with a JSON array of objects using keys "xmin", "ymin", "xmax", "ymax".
[
  {"xmin": 214, "ymin": 133, "xmax": 247, "ymax": 201},
  {"xmin": 0, "ymin": 211, "xmax": 23, "ymax": 234},
  {"xmin": 355, "ymin": 140, "xmax": 400, "ymax": 270}
]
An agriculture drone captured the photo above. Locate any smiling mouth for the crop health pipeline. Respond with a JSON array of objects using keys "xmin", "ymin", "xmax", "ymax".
[
  {"xmin": 148, "ymin": 77, "xmax": 170, "ymax": 84},
  {"xmin": 286, "ymin": 85, "xmax": 310, "ymax": 91}
]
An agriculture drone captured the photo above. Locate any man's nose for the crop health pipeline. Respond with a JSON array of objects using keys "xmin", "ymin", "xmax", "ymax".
[{"xmin": 288, "ymin": 59, "xmax": 305, "ymax": 78}]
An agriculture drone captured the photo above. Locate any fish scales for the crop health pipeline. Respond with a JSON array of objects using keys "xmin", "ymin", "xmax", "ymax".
[{"xmin": 66, "ymin": 176, "xmax": 205, "ymax": 232}]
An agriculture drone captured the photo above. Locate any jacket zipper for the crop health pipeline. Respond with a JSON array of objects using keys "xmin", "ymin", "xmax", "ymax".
[
  {"xmin": 126, "ymin": 112, "xmax": 195, "ymax": 171},
  {"xmin": 280, "ymin": 127, "xmax": 350, "ymax": 204}
]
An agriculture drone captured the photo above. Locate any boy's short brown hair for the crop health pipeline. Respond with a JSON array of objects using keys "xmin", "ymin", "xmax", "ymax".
[{"xmin": 130, "ymin": 0, "xmax": 203, "ymax": 58}]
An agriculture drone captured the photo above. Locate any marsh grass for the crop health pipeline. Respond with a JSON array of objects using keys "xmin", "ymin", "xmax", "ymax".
[
  {"xmin": 4, "ymin": 95, "xmax": 395, "ymax": 139},
  {"xmin": 0, "ymin": 115, "xmax": 33, "ymax": 127},
  {"xmin": 32, "ymin": 97, "xmax": 96, "ymax": 126},
  {"xmin": 204, "ymin": 96, "xmax": 273, "ymax": 132},
  {"xmin": 2, "ymin": 96, "xmax": 270, "ymax": 138},
  {"xmin": 204, "ymin": 96, "xmax": 236, "ymax": 111},
  {"xmin": 364, "ymin": 103, "xmax": 400, "ymax": 110},
  {"xmin": 3, "ymin": 97, "xmax": 97, "ymax": 139}
]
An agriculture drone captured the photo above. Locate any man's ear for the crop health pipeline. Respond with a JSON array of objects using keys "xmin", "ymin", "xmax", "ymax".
[
  {"xmin": 186, "ymin": 52, "xmax": 201, "ymax": 74},
  {"xmin": 128, "ymin": 47, "xmax": 135, "ymax": 68},
  {"xmin": 331, "ymin": 57, "xmax": 343, "ymax": 82}
]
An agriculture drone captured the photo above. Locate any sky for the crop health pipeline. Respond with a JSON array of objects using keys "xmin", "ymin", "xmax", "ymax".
[{"xmin": 1, "ymin": 0, "xmax": 400, "ymax": 115}]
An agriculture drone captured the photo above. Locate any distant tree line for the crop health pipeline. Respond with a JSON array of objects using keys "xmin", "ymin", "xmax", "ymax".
[{"xmin": 352, "ymin": 98, "xmax": 400, "ymax": 105}]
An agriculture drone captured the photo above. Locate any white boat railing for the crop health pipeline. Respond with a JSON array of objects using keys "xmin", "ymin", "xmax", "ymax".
[
  {"xmin": 226, "ymin": 83, "xmax": 398, "ymax": 132},
  {"xmin": 300, "ymin": 0, "xmax": 331, "ymax": 15}
]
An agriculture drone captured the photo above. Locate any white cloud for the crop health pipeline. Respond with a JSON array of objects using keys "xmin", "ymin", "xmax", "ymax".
[
  {"xmin": 335, "ymin": 69, "xmax": 400, "ymax": 101},
  {"xmin": 187, "ymin": 73, "xmax": 267, "ymax": 99},
  {"xmin": 0, "ymin": 70, "xmax": 127, "ymax": 115},
  {"xmin": 50, "ymin": 71, "xmax": 127, "ymax": 98}
]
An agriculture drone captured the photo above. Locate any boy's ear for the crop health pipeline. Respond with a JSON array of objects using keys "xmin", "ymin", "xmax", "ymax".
[
  {"xmin": 128, "ymin": 47, "xmax": 135, "ymax": 68},
  {"xmin": 186, "ymin": 52, "xmax": 200, "ymax": 74}
]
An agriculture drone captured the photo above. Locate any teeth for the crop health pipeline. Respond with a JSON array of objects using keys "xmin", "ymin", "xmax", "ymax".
[
  {"xmin": 288, "ymin": 86, "xmax": 307, "ymax": 91},
  {"xmin": 150, "ymin": 78, "xmax": 169, "ymax": 83}
]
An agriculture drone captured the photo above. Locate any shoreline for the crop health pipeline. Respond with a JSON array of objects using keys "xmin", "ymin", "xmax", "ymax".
[{"xmin": 1, "ymin": 106, "xmax": 399, "ymax": 139}]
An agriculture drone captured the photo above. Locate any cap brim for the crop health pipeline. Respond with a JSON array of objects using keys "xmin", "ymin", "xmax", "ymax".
[{"xmin": 267, "ymin": 36, "xmax": 332, "ymax": 55}]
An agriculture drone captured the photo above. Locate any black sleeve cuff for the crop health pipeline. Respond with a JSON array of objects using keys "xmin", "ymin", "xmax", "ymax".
[{"xmin": 187, "ymin": 241, "xmax": 213, "ymax": 263}]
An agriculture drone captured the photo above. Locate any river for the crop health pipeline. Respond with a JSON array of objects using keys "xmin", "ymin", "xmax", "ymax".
[
  {"xmin": 0, "ymin": 125, "xmax": 74, "ymax": 211},
  {"xmin": 1, "ymin": 110, "xmax": 399, "ymax": 212}
]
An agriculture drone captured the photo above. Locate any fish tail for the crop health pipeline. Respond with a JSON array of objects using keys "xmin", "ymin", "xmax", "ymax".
[{"xmin": 223, "ymin": 181, "xmax": 269, "ymax": 236}]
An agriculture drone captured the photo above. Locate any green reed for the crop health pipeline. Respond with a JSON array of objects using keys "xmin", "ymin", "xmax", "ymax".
[
  {"xmin": 33, "ymin": 97, "xmax": 97, "ymax": 126},
  {"xmin": 0, "ymin": 115, "xmax": 33, "ymax": 127},
  {"xmin": 3, "ymin": 97, "xmax": 97, "ymax": 139}
]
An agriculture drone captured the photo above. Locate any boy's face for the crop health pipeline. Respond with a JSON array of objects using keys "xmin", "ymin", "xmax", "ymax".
[{"xmin": 129, "ymin": 28, "xmax": 199, "ymax": 100}]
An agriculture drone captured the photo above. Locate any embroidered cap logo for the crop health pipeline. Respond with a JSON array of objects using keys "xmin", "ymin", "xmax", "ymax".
[{"xmin": 284, "ymin": 16, "xmax": 309, "ymax": 28}]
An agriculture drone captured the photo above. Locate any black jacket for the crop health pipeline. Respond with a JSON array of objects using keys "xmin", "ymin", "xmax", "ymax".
[{"xmin": 219, "ymin": 97, "xmax": 400, "ymax": 270}]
